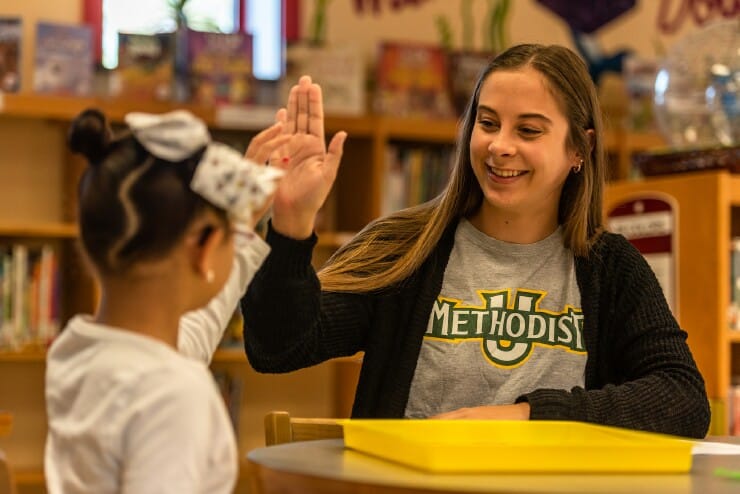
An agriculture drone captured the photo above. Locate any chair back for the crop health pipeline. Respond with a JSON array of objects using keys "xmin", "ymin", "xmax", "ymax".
[
  {"xmin": 264, "ymin": 411, "xmax": 343, "ymax": 446},
  {"xmin": 0, "ymin": 450, "xmax": 17, "ymax": 494}
]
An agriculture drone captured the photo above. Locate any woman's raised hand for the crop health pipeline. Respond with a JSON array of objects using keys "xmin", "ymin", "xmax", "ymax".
[{"xmin": 269, "ymin": 75, "xmax": 347, "ymax": 239}]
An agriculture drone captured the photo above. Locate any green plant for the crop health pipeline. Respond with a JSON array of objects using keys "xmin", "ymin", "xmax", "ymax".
[
  {"xmin": 309, "ymin": 0, "xmax": 331, "ymax": 46},
  {"xmin": 435, "ymin": 15, "xmax": 453, "ymax": 51},
  {"xmin": 167, "ymin": 0, "xmax": 220, "ymax": 32},
  {"xmin": 484, "ymin": 0, "xmax": 511, "ymax": 53}
]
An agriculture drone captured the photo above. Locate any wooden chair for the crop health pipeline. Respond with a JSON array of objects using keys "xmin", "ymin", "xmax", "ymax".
[
  {"xmin": 0, "ymin": 450, "xmax": 17, "ymax": 494},
  {"xmin": 264, "ymin": 411, "xmax": 343, "ymax": 446}
]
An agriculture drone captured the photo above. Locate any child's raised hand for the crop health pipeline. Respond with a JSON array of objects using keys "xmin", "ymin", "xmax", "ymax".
[
  {"xmin": 270, "ymin": 75, "xmax": 347, "ymax": 239},
  {"xmin": 237, "ymin": 119, "xmax": 292, "ymax": 228}
]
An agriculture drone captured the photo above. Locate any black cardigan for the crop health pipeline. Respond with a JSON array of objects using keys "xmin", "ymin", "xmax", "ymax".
[{"xmin": 242, "ymin": 222, "xmax": 710, "ymax": 438}]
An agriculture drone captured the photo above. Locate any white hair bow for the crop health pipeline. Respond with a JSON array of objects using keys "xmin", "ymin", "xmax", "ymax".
[{"xmin": 124, "ymin": 110, "xmax": 283, "ymax": 223}]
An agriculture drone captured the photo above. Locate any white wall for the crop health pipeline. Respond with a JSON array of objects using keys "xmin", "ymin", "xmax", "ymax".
[{"xmin": 300, "ymin": 0, "xmax": 715, "ymax": 63}]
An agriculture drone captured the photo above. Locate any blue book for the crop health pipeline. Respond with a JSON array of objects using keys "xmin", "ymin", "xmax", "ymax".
[{"xmin": 33, "ymin": 21, "xmax": 93, "ymax": 96}]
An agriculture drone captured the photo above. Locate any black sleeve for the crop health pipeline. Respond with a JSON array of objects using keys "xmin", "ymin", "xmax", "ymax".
[
  {"xmin": 241, "ymin": 224, "xmax": 371, "ymax": 373},
  {"xmin": 517, "ymin": 235, "xmax": 711, "ymax": 439}
]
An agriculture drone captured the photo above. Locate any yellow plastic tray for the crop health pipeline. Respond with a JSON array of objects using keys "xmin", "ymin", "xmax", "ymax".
[{"xmin": 341, "ymin": 420, "xmax": 695, "ymax": 473}]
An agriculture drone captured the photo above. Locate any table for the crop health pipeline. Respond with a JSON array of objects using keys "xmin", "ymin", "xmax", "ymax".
[{"xmin": 246, "ymin": 438, "xmax": 740, "ymax": 494}]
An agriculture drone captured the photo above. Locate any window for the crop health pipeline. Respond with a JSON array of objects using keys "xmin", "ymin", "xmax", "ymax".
[{"xmin": 93, "ymin": 0, "xmax": 284, "ymax": 80}]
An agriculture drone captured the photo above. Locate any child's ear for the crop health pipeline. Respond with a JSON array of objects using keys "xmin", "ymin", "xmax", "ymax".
[{"xmin": 192, "ymin": 224, "xmax": 225, "ymax": 282}]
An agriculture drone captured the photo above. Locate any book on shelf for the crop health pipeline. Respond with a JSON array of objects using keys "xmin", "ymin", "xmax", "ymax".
[
  {"xmin": 284, "ymin": 44, "xmax": 366, "ymax": 116},
  {"xmin": 730, "ymin": 379, "xmax": 740, "ymax": 436},
  {"xmin": 447, "ymin": 50, "xmax": 491, "ymax": 117},
  {"xmin": 110, "ymin": 32, "xmax": 175, "ymax": 101},
  {"xmin": 0, "ymin": 243, "xmax": 60, "ymax": 351},
  {"xmin": 730, "ymin": 238, "xmax": 740, "ymax": 331},
  {"xmin": 0, "ymin": 17, "xmax": 21, "ymax": 93},
  {"xmin": 33, "ymin": 21, "xmax": 94, "ymax": 96},
  {"xmin": 187, "ymin": 29, "xmax": 254, "ymax": 105},
  {"xmin": 381, "ymin": 144, "xmax": 455, "ymax": 216},
  {"xmin": 373, "ymin": 41, "xmax": 455, "ymax": 119}
]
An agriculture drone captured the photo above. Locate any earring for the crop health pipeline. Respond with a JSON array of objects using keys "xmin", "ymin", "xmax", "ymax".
[
  {"xmin": 572, "ymin": 159, "xmax": 583, "ymax": 174},
  {"xmin": 205, "ymin": 269, "xmax": 215, "ymax": 283}
]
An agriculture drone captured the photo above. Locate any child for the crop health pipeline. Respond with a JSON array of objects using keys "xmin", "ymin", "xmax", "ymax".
[
  {"xmin": 243, "ymin": 52, "xmax": 710, "ymax": 439},
  {"xmin": 44, "ymin": 107, "xmax": 302, "ymax": 493}
]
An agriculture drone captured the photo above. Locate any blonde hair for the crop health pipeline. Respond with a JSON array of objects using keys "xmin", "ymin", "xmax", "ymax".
[{"xmin": 320, "ymin": 44, "xmax": 606, "ymax": 293}]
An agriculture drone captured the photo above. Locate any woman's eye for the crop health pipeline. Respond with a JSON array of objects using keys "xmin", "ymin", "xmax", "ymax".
[
  {"xmin": 519, "ymin": 127, "xmax": 541, "ymax": 136},
  {"xmin": 478, "ymin": 119, "xmax": 499, "ymax": 130}
]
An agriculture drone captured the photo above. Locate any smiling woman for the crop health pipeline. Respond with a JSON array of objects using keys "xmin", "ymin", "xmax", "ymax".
[{"xmin": 241, "ymin": 44, "xmax": 712, "ymax": 443}]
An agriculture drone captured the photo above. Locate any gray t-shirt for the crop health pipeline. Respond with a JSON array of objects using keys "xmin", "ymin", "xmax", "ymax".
[{"xmin": 405, "ymin": 219, "xmax": 586, "ymax": 418}]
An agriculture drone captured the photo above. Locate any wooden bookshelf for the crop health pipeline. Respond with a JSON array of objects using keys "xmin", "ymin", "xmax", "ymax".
[
  {"xmin": 606, "ymin": 170, "xmax": 740, "ymax": 435},
  {"xmin": 0, "ymin": 222, "xmax": 77, "ymax": 238}
]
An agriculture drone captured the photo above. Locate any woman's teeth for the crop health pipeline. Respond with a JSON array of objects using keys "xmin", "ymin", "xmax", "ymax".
[{"xmin": 490, "ymin": 167, "xmax": 524, "ymax": 178}]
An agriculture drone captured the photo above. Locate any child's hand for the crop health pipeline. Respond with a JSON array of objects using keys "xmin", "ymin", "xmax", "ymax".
[
  {"xmin": 269, "ymin": 75, "xmax": 347, "ymax": 239},
  {"xmin": 237, "ymin": 118, "xmax": 291, "ymax": 228},
  {"xmin": 244, "ymin": 120, "xmax": 291, "ymax": 165}
]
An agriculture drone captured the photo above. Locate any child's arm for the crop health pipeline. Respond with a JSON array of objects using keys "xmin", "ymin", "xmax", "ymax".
[{"xmin": 177, "ymin": 231, "xmax": 269, "ymax": 363}]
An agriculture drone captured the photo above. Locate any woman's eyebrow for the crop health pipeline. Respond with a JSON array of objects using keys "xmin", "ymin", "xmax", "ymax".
[{"xmin": 476, "ymin": 105, "xmax": 552, "ymax": 124}]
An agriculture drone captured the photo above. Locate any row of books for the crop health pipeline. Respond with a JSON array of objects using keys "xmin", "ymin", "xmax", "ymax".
[
  {"xmin": 1, "ymin": 14, "xmax": 490, "ymax": 118},
  {"xmin": 0, "ymin": 16, "xmax": 255, "ymax": 105},
  {"xmin": 286, "ymin": 42, "xmax": 492, "ymax": 117},
  {"xmin": 729, "ymin": 238, "xmax": 740, "ymax": 331},
  {"xmin": 381, "ymin": 144, "xmax": 455, "ymax": 216},
  {"xmin": 0, "ymin": 244, "xmax": 60, "ymax": 351}
]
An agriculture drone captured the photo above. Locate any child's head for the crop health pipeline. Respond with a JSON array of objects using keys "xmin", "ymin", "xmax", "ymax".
[
  {"xmin": 70, "ymin": 109, "xmax": 228, "ymax": 276},
  {"xmin": 449, "ymin": 44, "xmax": 605, "ymax": 254},
  {"xmin": 69, "ymin": 109, "xmax": 279, "ymax": 306}
]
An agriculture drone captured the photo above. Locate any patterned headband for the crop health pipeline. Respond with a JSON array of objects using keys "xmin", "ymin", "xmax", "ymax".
[{"xmin": 124, "ymin": 110, "xmax": 283, "ymax": 223}]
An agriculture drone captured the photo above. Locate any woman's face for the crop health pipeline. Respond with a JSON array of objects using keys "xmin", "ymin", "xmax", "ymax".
[{"xmin": 469, "ymin": 66, "xmax": 579, "ymax": 226}]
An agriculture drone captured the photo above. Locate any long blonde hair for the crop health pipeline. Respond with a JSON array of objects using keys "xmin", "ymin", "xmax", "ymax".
[{"xmin": 320, "ymin": 44, "xmax": 606, "ymax": 293}]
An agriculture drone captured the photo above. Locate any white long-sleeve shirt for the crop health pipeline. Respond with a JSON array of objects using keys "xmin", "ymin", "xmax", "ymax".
[{"xmin": 44, "ymin": 236, "xmax": 269, "ymax": 494}]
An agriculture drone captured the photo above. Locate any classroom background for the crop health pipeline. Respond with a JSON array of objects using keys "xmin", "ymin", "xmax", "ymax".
[{"xmin": 0, "ymin": 0, "xmax": 738, "ymax": 492}]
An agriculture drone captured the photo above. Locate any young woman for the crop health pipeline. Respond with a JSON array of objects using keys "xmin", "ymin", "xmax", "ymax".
[
  {"xmin": 43, "ymin": 103, "xmax": 341, "ymax": 493},
  {"xmin": 243, "ymin": 49, "xmax": 710, "ymax": 438}
]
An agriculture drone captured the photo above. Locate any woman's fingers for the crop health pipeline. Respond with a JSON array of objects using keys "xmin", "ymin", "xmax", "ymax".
[
  {"xmin": 295, "ymin": 75, "xmax": 312, "ymax": 134},
  {"xmin": 324, "ymin": 131, "xmax": 347, "ymax": 180},
  {"xmin": 285, "ymin": 83, "xmax": 299, "ymax": 134},
  {"xmin": 307, "ymin": 82, "xmax": 325, "ymax": 143}
]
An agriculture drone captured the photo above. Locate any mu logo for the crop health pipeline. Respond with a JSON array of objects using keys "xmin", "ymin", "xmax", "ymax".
[{"xmin": 426, "ymin": 289, "xmax": 585, "ymax": 367}]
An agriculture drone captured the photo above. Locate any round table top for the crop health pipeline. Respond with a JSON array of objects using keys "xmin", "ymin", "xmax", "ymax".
[{"xmin": 247, "ymin": 438, "xmax": 740, "ymax": 494}]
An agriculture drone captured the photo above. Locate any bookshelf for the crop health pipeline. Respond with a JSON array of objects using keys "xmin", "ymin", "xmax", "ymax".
[
  {"xmin": 0, "ymin": 93, "xmax": 666, "ymax": 492},
  {"xmin": 605, "ymin": 170, "xmax": 740, "ymax": 436}
]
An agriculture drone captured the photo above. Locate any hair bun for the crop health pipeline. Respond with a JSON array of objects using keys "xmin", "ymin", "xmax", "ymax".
[{"xmin": 68, "ymin": 108, "xmax": 112, "ymax": 165}]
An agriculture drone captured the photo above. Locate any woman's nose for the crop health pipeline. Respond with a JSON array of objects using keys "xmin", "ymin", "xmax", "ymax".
[{"xmin": 488, "ymin": 133, "xmax": 516, "ymax": 156}]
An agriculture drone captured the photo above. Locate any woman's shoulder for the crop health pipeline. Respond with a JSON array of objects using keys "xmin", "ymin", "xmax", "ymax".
[{"xmin": 582, "ymin": 230, "xmax": 653, "ymax": 278}]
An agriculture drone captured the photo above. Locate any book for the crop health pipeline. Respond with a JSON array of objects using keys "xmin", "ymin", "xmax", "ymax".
[
  {"xmin": 33, "ymin": 21, "xmax": 93, "ymax": 96},
  {"xmin": 0, "ymin": 17, "xmax": 21, "ymax": 93},
  {"xmin": 284, "ymin": 44, "xmax": 366, "ymax": 116},
  {"xmin": 110, "ymin": 32, "xmax": 174, "ymax": 101},
  {"xmin": 373, "ymin": 41, "xmax": 455, "ymax": 119},
  {"xmin": 730, "ymin": 238, "xmax": 740, "ymax": 331},
  {"xmin": 187, "ymin": 30, "xmax": 254, "ymax": 105},
  {"xmin": 447, "ymin": 50, "xmax": 491, "ymax": 116}
]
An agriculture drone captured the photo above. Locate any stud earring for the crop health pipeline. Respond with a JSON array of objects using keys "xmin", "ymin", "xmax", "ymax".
[
  {"xmin": 572, "ymin": 159, "xmax": 583, "ymax": 174},
  {"xmin": 205, "ymin": 269, "xmax": 215, "ymax": 283}
]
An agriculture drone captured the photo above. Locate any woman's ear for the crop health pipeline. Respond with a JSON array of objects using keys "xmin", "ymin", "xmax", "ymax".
[{"xmin": 191, "ymin": 224, "xmax": 225, "ymax": 282}]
